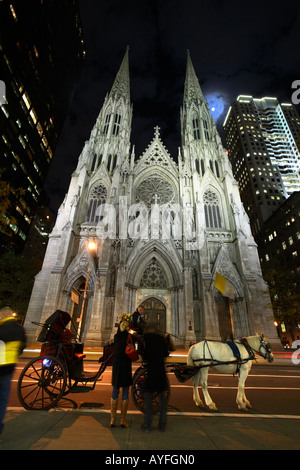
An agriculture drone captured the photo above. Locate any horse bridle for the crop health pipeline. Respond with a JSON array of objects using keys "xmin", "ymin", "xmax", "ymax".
[{"xmin": 243, "ymin": 335, "xmax": 273, "ymax": 361}]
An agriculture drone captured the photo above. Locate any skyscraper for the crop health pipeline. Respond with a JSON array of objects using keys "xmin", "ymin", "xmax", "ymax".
[
  {"xmin": 24, "ymin": 50, "xmax": 279, "ymax": 348},
  {"xmin": 0, "ymin": 1, "xmax": 85, "ymax": 252},
  {"xmin": 223, "ymin": 95, "xmax": 300, "ymax": 240}
]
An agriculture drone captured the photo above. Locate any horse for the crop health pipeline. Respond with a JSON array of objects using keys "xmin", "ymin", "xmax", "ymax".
[{"xmin": 187, "ymin": 334, "xmax": 274, "ymax": 411}]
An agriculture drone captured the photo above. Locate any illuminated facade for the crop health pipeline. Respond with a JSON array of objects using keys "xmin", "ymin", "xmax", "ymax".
[{"xmin": 25, "ymin": 50, "xmax": 280, "ymax": 348}]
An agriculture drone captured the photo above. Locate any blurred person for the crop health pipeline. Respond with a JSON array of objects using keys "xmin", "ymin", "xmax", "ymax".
[
  {"xmin": 141, "ymin": 323, "xmax": 169, "ymax": 432},
  {"xmin": 0, "ymin": 310, "xmax": 26, "ymax": 436}
]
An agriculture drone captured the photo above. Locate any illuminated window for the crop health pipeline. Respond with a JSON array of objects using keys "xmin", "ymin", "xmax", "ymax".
[
  {"xmin": 36, "ymin": 122, "xmax": 43, "ymax": 137},
  {"xmin": 30, "ymin": 108, "xmax": 38, "ymax": 124},
  {"xmin": 21, "ymin": 92, "xmax": 31, "ymax": 110},
  {"xmin": 33, "ymin": 45, "xmax": 39, "ymax": 58},
  {"xmin": 10, "ymin": 4, "xmax": 18, "ymax": 21}
]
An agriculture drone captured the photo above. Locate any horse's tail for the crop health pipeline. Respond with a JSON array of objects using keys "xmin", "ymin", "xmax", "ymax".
[{"xmin": 187, "ymin": 345, "xmax": 195, "ymax": 366}]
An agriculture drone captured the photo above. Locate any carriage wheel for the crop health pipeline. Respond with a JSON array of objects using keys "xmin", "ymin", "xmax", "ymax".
[
  {"xmin": 17, "ymin": 355, "xmax": 67, "ymax": 410},
  {"xmin": 131, "ymin": 367, "xmax": 171, "ymax": 414}
]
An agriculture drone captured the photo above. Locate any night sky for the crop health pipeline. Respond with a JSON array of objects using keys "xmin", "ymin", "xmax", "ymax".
[{"xmin": 43, "ymin": 0, "xmax": 300, "ymax": 214}]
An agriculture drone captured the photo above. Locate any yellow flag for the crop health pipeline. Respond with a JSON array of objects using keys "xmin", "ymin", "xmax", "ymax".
[{"xmin": 214, "ymin": 272, "xmax": 235, "ymax": 299}]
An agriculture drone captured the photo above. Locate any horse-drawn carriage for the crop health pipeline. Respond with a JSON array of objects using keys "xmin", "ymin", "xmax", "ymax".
[
  {"xmin": 17, "ymin": 310, "xmax": 274, "ymax": 413},
  {"xmin": 17, "ymin": 310, "xmax": 115, "ymax": 410}
]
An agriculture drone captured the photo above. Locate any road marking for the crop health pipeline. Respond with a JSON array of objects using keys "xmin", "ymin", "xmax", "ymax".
[
  {"xmin": 12, "ymin": 378, "xmax": 300, "ymax": 391},
  {"xmin": 14, "ymin": 367, "xmax": 300, "ymax": 380}
]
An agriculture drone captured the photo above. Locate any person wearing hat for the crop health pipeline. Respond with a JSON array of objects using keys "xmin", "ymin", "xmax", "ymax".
[
  {"xmin": 0, "ymin": 310, "xmax": 26, "ymax": 436},
  {"xmin": 110, "ymin": 314, "xmax": 134, "ymax": 428}
]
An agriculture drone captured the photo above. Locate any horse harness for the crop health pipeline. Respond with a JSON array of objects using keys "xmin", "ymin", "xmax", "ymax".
[{"xmin": 193, "ymin": 337, "xmax": 257, "ymax": 375}]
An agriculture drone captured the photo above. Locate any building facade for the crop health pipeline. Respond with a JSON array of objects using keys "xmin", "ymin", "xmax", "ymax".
[
  {"xmin": 223, "ymin": 95, "xmax": 300, "ymax": 241},
  {"xmin": 258, "ymin": 191, "xmax": 300, "ymax": 346},
  {"xmin": 24, "ymin": 50, "xmax": 279, "ymax": 348},
  {"xmin": 0, "ymin": 1, "xmax": 85, "ymax": 252}
]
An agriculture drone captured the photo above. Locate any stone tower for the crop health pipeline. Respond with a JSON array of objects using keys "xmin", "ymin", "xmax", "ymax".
[{"xmin": 25, "ymin": 49, "xmax": 280, "ymax": 348}]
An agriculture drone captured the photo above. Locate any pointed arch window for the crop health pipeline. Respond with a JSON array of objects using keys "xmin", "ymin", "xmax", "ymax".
[
  {"xmin": 113, "ymin": 113, "xmax": 121, "ymax": 136},
  {"xmin": 192, "ymin": 117, "xmax": 200, "ymax": 140},
  {"xmin": 203, "ymin": 118, "xmax": 210, "ymax": 140},
  {"xmin": 87, "ymin": 183, "xmax": 107, "ymax": 223},
  {"xmin": 201, "ymin": 159, "xmax": 205, "ymax": 176},
  {"xmin": 91, "ymin": 154, "xmax": 103, "ymax": 172},
  {"xmin": 140, "ymin": 259, "xmax": 167, "ymax": 288},
  {"xmin": 103, "ymin": 113, "xmax": 111, "ymax": 134},
  {"xmin": 91, "ymin": 154, "xmax": 97, "ymax": 172},
  {"xmin": 203, "ymin": 189, "xmax": 222, "ymax": 228}
]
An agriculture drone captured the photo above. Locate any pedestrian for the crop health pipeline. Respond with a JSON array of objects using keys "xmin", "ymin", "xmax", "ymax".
[
  {"xmin": 0, "ymin": 310, "xmax": 26, "ymax": 437},
  {"xmin": 141, "ymin": 323, "xmax": 169, "ymax": 432},
  {"xmin": 110, "ymin": 314, "xmax": 134, "ymax": 428},
  {"xmin": 131, "ymin": 304, "xmax": 145, "ymax": 335}
]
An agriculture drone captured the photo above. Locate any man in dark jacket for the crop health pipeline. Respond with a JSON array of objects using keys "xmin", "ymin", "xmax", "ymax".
[
  {"xmin": 141, "ymin": 324, "xmax": 169, "ymax": 432},
  {"xmin": 131, "ymin": 305, "xmax": 145, "ymax": 335},
  {"xmin": 0, "ymin": 310, "xmax": 26, "ymax": 436}
]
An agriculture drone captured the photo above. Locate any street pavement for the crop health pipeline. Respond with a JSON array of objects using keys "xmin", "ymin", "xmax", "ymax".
[{"xmin": 1, "ymin": 347, "xmax": 300, "ymax": 451}]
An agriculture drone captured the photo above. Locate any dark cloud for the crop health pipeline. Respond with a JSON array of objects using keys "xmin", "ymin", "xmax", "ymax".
[{"xmin": 44, "ymin": 0, "xmax": 300, "ymax": 213}]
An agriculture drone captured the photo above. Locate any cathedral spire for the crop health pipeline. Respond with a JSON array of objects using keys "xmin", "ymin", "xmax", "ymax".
[
  {"xmin": 183, "ymin": 51, "xmax": 205, "ymax": 106},
  {"xmin": 109, "ymin": 47, "xmax": 130, "ymax": 102}
]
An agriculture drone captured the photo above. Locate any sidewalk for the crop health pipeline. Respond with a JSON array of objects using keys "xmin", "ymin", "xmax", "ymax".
[{"xmin": 1, "ymin": 407, "xmax": 300, "ymax": 450}]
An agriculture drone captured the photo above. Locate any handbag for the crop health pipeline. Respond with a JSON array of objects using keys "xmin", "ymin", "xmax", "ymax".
[{"xmin": 125, "ymin": 334, "xmax": 138, "ymax": 361}]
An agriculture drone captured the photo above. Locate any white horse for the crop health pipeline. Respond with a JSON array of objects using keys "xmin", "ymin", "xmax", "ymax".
[{"xmin": 187, "ymin": 334, "xmax": 274, "ymax": 411}]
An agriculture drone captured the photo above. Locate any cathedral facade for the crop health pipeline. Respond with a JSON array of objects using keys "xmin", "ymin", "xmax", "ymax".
[{"xmin": 25, "ymin": 50, "xmax": 280, "ymax": 347}]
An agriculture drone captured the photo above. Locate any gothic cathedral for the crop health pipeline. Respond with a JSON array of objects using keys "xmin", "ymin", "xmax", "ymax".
[{"xmin": 25, "ymin": 49, "xmax": 279, "ymax": 347}]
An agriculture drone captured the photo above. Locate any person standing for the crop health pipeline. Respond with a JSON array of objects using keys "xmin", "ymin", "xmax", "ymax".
[
  {"xmin": 131, "ymin": 305, "xmax": 145, "ymax": 335},
  {"xmin": 0, "ymin": 311, "xmax": 26, "ymax": 436},
  {"xmin": 141, "ymin": 324, "xmax": 169, "ymax": 432},
  {"xmin": 110, "ymin": 315, "xmax": 133, "ymax": 428}
]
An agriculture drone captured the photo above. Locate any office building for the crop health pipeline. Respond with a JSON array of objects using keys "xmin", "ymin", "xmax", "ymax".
[
  {"xmin": 0, "ymin": 0, "xmax": 85, "ymax": 252},
  {"xmin": 223, "ymin": 95, "xmax": 300, "ymax": 240}
]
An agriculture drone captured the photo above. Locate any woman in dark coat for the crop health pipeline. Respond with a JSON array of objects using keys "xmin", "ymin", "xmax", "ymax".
[
  {"xmin": 142, "ymin": 324, "xmax": 169, "ymax": 432},
  {"xmin": 110, "ymin": 318, "xmax": 133, "ymax": 428}
]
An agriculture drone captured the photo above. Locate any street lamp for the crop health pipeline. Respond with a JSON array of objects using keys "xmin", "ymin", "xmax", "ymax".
[{"xmin": 77, "ymin": 239, "xmax": 97, "ymax": 339}]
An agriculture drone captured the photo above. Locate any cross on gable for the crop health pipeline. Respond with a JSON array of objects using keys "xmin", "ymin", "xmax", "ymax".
[{"xmin": 154, "ymin": 126, "xmax": 160, "ymax": 138}]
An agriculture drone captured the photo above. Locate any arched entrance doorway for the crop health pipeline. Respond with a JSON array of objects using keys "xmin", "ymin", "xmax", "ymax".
[
  {"xmin": 215, "ymin": 292, "xmax": 234, "ymax": 341},
  {"xmin": 140, "ymin": 297, "xmax": 166, "ymax": 333},
  {"xmin": 70, "ymin": 277, "xmax": 90, "ymax": 339}
]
